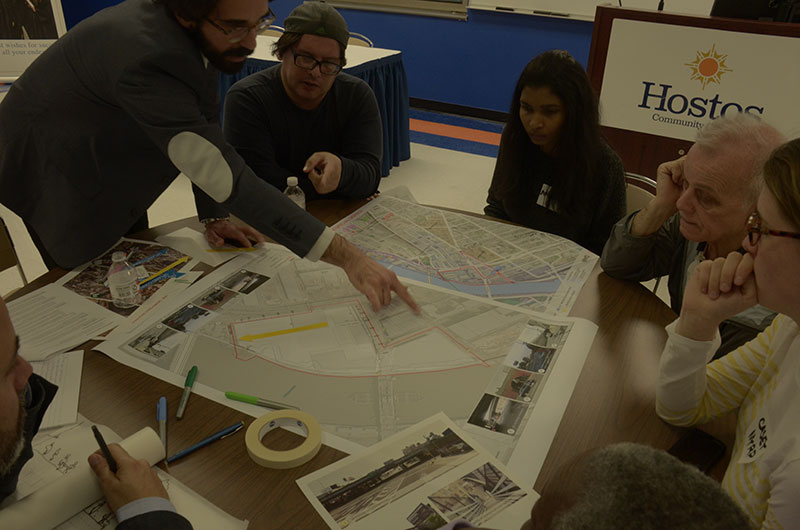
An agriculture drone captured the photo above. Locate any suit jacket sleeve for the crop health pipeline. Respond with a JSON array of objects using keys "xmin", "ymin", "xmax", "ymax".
[
  {"xmin": 220, "ymin": 76, "xmax": 293, "ymax": 201},
  {"xmin": 116, "ymin": 51, "xmax": 326, "ymax": 258},
  {"xmin": 117, "ymin": 510, "xmax": 193, "ymax": 530}
]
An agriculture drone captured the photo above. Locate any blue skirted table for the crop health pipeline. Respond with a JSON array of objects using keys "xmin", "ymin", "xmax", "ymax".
[{"xmin": 219, "ymin": 36, "xmax": 411, "ymax": 177}]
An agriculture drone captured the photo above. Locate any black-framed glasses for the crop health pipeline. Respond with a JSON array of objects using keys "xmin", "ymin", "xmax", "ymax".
[
  {"xmin": 746, "ymin": 211, "xmax": 800, "ymax": 245},
  {"xmin": 290, "ymin": 48, "xmax": 343, "ymax": 76},
  {"xmin": 205, "ymin": 9, "xmax": 276, "ymax": 44}
]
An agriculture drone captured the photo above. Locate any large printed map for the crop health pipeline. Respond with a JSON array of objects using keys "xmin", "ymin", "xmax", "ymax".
[
  {"xmin": 333, "ymin": 196, "xmax": 597, "ymax": 315},
  {"xmin": 101, "ymin": 243, "xmax": 596, "ymax": 472}
]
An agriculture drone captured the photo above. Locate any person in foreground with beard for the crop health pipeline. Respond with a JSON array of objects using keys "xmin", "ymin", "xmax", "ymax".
[
  {"xmin": 0, "ymin": 0, "xmax": 418, "ymax": 315},
  {"xmin": 0, "ymin": 295, "xmax": 192, "ymax": 528}
]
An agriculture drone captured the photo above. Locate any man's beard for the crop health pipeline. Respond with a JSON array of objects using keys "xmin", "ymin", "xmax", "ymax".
[
  {"xmin": 188, "ymin": 27, "xmax": 253, "ymax": 74},
  {"xmin": 0, "ymin": 394, "xmax": 27, "ymax": 475}
]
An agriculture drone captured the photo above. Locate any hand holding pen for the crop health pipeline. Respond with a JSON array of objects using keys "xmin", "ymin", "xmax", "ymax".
[
  {"xmin": 88, "ymin": 443, "xmax": 168, "ymax": 513},
  {"xmin": 91, "ymin": 425, "xmax": 118, "ymax": 473}
]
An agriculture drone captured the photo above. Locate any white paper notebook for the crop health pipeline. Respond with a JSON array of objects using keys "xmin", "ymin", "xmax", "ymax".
[
  {"xmin": 30, "ymin": 350, "xmax": 83, "ymax": 429},
  {"xmin": 0, "ymin": 417, "xmax": 248, "ymax": 530}
]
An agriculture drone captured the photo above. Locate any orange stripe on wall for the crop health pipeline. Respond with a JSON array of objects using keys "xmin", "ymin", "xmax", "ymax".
[{"xmin": 409, "ymin": 119, "xmax": 502, "ymax": 146}]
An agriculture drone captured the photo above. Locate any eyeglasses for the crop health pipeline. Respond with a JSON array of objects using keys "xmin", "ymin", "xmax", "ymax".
[
  {"xmin": 205, "ymin": 9, "xmax": 276, "ymax": 44},
  {"xmin": 746, "ymin": 211, "xmax": 800, "ymax": 245},
  {"xmin": 290, "ymin": 48, "xmax": 343, "ymax": 76}
]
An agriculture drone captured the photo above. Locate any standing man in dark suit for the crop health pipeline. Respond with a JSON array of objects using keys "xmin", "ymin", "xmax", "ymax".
[{"xmin": 0, "ymin": 0, "xmax": 416, "ymax": 314}]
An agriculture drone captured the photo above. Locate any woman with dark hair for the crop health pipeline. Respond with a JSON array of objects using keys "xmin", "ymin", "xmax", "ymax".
[{"xmin": 485, "ymin": 50, "xmax": 626, "ymax": 254}]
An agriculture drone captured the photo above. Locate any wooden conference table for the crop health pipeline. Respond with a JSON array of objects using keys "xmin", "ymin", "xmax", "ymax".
[{"xmin": 14, "ymin": 200, "xmax": 736, "ymax": 529}]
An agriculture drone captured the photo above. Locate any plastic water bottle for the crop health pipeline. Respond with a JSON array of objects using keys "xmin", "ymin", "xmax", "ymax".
[
  {"xmin": 107, "ymin": 251, "xmax": 141, "ymax": 308},
  {"xmin": 284, "ymin": 176, "xmax": 306, "ymax": 210}
]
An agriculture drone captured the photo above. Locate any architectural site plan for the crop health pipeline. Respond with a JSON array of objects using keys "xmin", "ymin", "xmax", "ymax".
[{"xmin": 100, "ymin": 240, "xmax": 596, "ymax": 479}]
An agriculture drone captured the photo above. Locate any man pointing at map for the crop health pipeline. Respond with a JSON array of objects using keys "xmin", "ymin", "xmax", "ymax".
[{"xmin": 0, "ymin": 0, "xmax": 418, "ymax": 314}]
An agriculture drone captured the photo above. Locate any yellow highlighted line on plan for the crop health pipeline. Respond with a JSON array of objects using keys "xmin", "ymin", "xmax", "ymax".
[
  {"xmin": 140, "ymin": 256, "xmax": 189, "ymax": 284},
  {"xmin": 239, "ymin": 322, "xmax": 329, "ymax": 342}
]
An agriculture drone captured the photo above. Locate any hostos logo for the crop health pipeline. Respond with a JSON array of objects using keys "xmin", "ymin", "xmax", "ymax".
[
  {"xmin": 638, "ymin": 45, "xmax": 763, "ymax": 121},
  {"xmin": 685, "ymin": 44, "xmax": 732, "ymax": 90}
]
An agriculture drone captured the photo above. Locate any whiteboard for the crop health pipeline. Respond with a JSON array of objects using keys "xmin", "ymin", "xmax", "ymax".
[{"xmin": 468, "ymin": 0, "xmax": 715, "ymax": 21}]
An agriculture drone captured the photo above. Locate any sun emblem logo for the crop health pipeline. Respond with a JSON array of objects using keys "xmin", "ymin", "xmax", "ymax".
[{"xmin": 685, "ymin": 44, "xmax": 732, "ymax": 90}]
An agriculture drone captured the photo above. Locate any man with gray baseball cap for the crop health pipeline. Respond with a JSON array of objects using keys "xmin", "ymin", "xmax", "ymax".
[
  {"xmin": 284, "ymin": 1, "xmax": 350, "ymax": 48},
  {"xmin": 198, "ymin": 1, "xmax": 382, "ymax": 226}
]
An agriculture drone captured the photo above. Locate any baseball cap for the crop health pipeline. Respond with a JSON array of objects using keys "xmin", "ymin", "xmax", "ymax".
[{"xmin": 284, "ymin": 2, "xmax": 349, "ymax": 49}]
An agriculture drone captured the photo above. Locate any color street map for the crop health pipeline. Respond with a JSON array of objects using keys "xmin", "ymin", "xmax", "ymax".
[{"xmin": 333, "ymin": 195, "xmax": 597, "ymax": 315}]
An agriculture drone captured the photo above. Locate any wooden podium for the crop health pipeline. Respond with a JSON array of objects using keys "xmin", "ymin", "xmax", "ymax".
[{"xmin": 587, "ymin": 7, "xmax": 800, "ymax": 179}]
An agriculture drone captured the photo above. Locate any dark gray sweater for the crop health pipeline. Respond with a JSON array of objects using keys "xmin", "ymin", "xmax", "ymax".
[{"xmin": 221, "ymin": 65, "xmax": 381, "ymax": 203}]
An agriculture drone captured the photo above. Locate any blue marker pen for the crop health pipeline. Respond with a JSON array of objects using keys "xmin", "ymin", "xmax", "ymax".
[
  {"xmin": 157, "ymin": 396, "xmax": 167, "ymax": 451},
  {"xmin": 166, "ymin": 421, "xmax": 244, "ymax": 464}
]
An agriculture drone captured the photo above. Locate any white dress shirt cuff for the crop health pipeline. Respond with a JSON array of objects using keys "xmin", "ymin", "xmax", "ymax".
[
  {"xmin": 304, "ymin": 226, "xmax": 335, "ymax": 262},
  {"xmin": 437, "ymin": 520, "xmax": 474, "ymax": 530}
]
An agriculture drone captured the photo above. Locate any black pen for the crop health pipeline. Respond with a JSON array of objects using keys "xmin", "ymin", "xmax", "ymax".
[{"xmin": 91, "ymin": 425, "xmax": 118, "ymax": 474}]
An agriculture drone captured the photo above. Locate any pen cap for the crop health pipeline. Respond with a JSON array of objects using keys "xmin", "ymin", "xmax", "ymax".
[
  {"xmin": 185, "ymin": 365, "xmax": 198, "ymax": 386},
  {"xmin": 158, "ymin": 397, "xmax": 167, "ymax": 420},
  {"xmin": 225, "ymin": 391, "xmax": 259, "ymax": 405}
]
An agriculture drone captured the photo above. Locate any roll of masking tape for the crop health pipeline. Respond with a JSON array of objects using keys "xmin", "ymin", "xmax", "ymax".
[{"xmin": 245, "ymin": 410, "xmax": 322, "ymax": 469}]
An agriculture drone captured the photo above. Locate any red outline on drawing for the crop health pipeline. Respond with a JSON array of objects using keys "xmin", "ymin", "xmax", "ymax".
[{"xmin": 227, "ymin": 299, "xmax": 489, "ymax": 378}]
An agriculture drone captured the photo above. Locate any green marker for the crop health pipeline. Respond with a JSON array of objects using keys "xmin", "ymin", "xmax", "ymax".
[
  {"xmin": 225, "ymin": 391, "xmax": 296, "ymax": 410},
  {"xmin": 176, "ymin": 365, "xmax": 197, "ymax": 419}
]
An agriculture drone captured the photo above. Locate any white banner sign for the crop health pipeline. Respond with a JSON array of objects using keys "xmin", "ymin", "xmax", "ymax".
[{"xmin": 599, "ymin": 19, "xmax": 800, "ymax": 141}]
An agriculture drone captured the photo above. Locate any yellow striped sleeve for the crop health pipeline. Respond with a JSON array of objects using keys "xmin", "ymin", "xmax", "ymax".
[{"xmin": 657, "ymin": 316, "xmax": 782, "ymax": 425}]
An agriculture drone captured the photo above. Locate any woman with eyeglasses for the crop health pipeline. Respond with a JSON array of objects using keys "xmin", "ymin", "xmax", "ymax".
[
  {"xmin": 484, "ymin": 50, "xmax": 626, "ymax": 255},
  {"xmin": 656, "ymin": 138, "xmax": 800, "ymax": 529}
]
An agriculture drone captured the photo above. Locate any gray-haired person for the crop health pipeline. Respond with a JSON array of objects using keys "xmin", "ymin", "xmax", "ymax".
[
  {"xmin": 600, "ymin": 113, "xmax": 784, "ymax": 358},
  {"xmin": 438, "ymin": 443, "xmax": 750, "ymax": 530}
]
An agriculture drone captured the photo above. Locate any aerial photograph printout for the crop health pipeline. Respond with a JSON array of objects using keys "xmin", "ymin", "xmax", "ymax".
[{"xmin": 297, "ymin": 414, "xmax": 534, "ymax": 530}]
